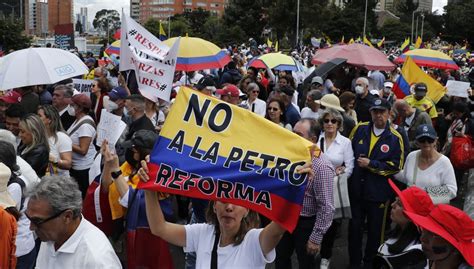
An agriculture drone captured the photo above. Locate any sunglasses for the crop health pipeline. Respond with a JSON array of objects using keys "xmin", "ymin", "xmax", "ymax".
[
  {"xmin": 267, "ymin": 107, "xmax": 279, "ymax": 111},
  {"xmin": 251, "ymin": 90, "xmax": 260, "ymax": 94},
  {"xmin": 25, "ymin": 209, "xmax": 69, "ymax": 227},
  {"xmin": 323, "ymin": 119, "xmax": 338, "ymax": 124},
  {"xmin": 417, "ymin": 137, "xmax": 435, "ymax": 144}
]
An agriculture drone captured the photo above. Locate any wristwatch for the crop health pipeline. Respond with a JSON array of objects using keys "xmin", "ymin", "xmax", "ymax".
[{"xmin": 111, "ymin": 170, "xmax": 122, "ymax": 180}]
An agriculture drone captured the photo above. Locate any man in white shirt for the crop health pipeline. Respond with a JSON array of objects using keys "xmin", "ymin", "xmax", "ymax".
[
  {"xmin": 242, "ymin": 82, "xmax": 266, "ymax": 116},
  {"xmin": 26, "ymin": 175, "xmax": 121, "ymax": 268},
  {"xmin": 300, "ymin": 89, "xmax": 323, "ymax": 120}
]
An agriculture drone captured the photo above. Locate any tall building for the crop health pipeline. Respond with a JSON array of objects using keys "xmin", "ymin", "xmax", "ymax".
[
  {"xmin": 416, "ymin": 0, "xmax": 433, "ymax": 12},
  {"xmin": 76, "ymin": 7, "xmax": 89, "ymax": 33},
  {"xmin": 131, "ymin": 0, "xmax": 140, "ymax": 21},
  {"xmin": 24, "ymin": 0, "xmax": 48, "ymax": 36},
  {"xmin": 48, "ymin": 0, "xmax": 73, "ymax": 33},
  {"xmin": 138, "ymin": 0, "xmax": 227, "ymax": 23}
]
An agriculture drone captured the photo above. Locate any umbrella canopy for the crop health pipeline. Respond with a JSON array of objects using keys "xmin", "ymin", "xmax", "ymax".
[
  {"xmin": 394, "ymin": 49, "xmax": 459, "ymax": 70},
  {"xmin": 248, "ymin": 53, "xmax": 299, "ymax": 71},
  {"xmin": 162, "ymin": 37, "xmax": 231, "ymax": 72},
  {"xmin": 312, "ymin": 43, "xmax": 395, "ymax": 71},
  {"xmin": 0, "ymin": 48, "xmax": 88, "ymax": 90},
  {"xmin": 105, "ymin": 40, "xmax": 120, "ymax": 56},
  {"xmin": 304, "ymin": 58, "xmax": 347, "ymax": 85}
]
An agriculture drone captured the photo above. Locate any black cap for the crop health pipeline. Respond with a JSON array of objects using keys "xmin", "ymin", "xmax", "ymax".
[
  {"xmin": 369, "ymin": 98, "xmax": 391, "ymax": 111},
  {"xmin": 414, "ymin": 83, "xmax": 428, "ymax": 92},
  {"xmin": 196, "ymin": 76, "xmax": 216, "ymax": 91},
  {"xmin": 123, "ymin": 130, "xmax": 158, "ymax": 150},
  {"xmin": 415, "ymin": 124, "xmax": 437, "ymax": 140}
]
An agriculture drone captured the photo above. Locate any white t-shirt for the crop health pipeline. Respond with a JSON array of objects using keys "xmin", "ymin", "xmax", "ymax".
[
  {"xmin": 36, "ymin": 218, "xmax": 121, "ymax": 269},
  {"xmin": 300, "ymin": 107, "xmax": 322, "ymax": 120},
  {"xmin": 184, "ymin": 223, "xmax": 275, "ymax": 269},
  {"xmin": 48, "ymin": 132, "xmax": 73, "ymax": 176},
  {"xmin": 67, "ymin": 116, "xmax": 97, "ymax": 170},
  {"xmin": 394, "ymin": 150, "xmax": 457, "ymax": 202}
]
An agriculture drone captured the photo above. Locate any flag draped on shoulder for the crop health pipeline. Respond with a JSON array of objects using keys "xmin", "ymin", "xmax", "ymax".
[
  {"xmin": 393, "ymin": 56, "xmax": 446, "ymax": 103},
  {"xmin": 138, "ymin": 87, "xmax": 314, "ymax": 232},
  {"xmin": 120, "ymin": 12, "xmax": 178, "ymax": 102}
]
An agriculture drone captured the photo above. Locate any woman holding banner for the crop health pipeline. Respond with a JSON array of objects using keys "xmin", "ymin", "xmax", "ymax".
[{"xmin": 138, "ymin": 160, "xmax": 287, "ymax": 269}]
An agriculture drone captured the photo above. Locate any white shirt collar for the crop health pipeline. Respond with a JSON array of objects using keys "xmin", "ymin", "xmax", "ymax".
[{"xmin": 51, "ymin": 216, "xmax": 86, "ymax": 254}]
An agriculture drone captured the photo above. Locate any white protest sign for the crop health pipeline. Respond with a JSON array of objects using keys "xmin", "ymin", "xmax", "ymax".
[
  {"xmin": 446, "ymin": 80, "xmax": 470, "ymax": 98},
  {"xmin": 96, "ymin": 109, "xmax": 127, "ymax": 149},
  {"xmin": 130, "ymin": 37, "xmax": 180, "ymax": 102},
  {"xmin": 121, "ymin": 12, "xmax": 169, "ymax": 62},
  {"xmin": 72, "ymin": 79, "xmax": 94, "ymax": 97}
]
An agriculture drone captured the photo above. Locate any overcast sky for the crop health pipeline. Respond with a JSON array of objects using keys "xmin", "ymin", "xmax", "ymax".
[{"xmin": 75, "ymin": 0, "xmax": 448, "ymax": 25}]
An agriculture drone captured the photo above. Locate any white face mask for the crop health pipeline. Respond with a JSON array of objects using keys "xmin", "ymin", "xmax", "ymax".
[
  {"xmin": 67, "ymin": 105, "xmax": 75, "ymax": 116},
  {"xmin": 107, "ymin": 101, "xmax": 119, "ymax": 112},
  {"xmin": 355, "ymin": 85, "xmax": 365, "ymax": 95}
]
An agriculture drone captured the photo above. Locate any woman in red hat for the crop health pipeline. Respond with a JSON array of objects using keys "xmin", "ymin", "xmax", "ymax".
[
  {"xmin": 374, "ymin": 179, "xmax": 435, "ymax": 268},
  {"xmin": 405, "ymin": 204, "xmax": 474, "ymax": 269}
]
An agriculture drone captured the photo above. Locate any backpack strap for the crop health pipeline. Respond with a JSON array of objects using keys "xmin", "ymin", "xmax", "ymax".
[
  {"xmin": 67, "ymin": 118, "xmax": 96, "ymax": 136},
  {"xmin": 7, "ymin": 176, "xmax": 26, "ymax": 210}
]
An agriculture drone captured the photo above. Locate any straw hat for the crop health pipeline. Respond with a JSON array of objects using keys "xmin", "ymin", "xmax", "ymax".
[
  {"xmin": 0, "ymin": 162, "xmax": 15, "ymax": 209},
  {"xmin": 315, "ymin": 94, "xmax": 344, "ymax": 112}
]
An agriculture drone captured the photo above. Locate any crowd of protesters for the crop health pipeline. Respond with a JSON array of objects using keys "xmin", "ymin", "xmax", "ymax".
[{"xmin": 0, "ymin": 37, "xmax": 473, "ymax": 269}]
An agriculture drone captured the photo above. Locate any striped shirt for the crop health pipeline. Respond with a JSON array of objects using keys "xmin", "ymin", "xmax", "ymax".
[{"xmin": 300, "ymin": 153, "xmax": 335, "ymax": 244}]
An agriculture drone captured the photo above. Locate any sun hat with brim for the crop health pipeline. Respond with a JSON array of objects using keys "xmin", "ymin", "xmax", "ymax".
[
  {"xmin": 388, "ymin": 179, "xmax": 434, "ymax": 216},
  {"xmin": 0, "ymin": 162, "xmax": 15, "ymax": 209},
  {"xmin": 315, "ymin": 94, "xmax": 344, "ymax": 112},
  {"xmin": 415, "ymin": 124, "xmax": 437, "ymax": 140},
  {"xmin": 404, "ymin": 204, "xmax": 474, "ymax": 266}
]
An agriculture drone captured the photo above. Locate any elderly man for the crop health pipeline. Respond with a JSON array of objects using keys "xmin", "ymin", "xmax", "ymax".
[
  {"xmin": 394, "ymin": 99, "xmax": 432, "ymax": 150},
  {"xmin": 348, "ymin": 98, "xmax": 405, "ymax": 269},
  {"xmin": 354, "ymin": 77, "xmax": 378, "ymax": 123},
  {"xmin": 300, "ymin": 90, "xmax": 323, "ymax": 120},
  {"xmin": 52, "ymin": 85, "xmax": 76, "ymax": 130},
  {"xmin": 275, "ymin": 118, "xmax": 335, "ymax": 269},
  {"xmin": 216, "ymin": 84, "xmax": 241, "ymax": 105},
  {"xmin": 404, "ymin": 83, "xmax": 438, "ymax": 119},
  {"xmin": 26, "ymin": 175, "xmax": 121, "ymax": 268}
]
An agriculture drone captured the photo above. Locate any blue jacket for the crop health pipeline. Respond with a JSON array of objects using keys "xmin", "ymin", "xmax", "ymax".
[{"xmin": 349, "ymin": 121, "xmax": 405, "ymax": 202}]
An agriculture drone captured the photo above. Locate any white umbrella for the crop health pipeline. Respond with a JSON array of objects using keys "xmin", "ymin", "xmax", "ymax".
[{"xmin": 0, "ymin": 48, "xmax": 89, "ymax": 90}]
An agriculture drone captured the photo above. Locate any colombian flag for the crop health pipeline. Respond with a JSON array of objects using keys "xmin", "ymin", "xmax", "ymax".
[
  {"xmin": 377, "ymin": 37, "xmax": 385, "ymax": 48},
  {"xmin": 415, "ymin": 36, "xmax": 423, "ymax": 49},
  {"xmin": 139, "ymin": 87, "xmax": 313, "ymax": 232},
  {"xmin": 363, "ymin": 36, "xmax": 374, "ymax": 47},
  {"xmin": 400, "ymin": 38, "xmax": 410, "ymax": 53},
  {"xmin": 159, "ymin": 22, "xmax": 167, "ymax": 41},
  {"xmin": 393, "ymin": 56, "xmax": 446, "ymax": 103}
]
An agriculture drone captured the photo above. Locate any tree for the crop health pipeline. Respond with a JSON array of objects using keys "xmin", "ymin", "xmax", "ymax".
[
  {"xmin": 0, "ymin": 18, "xmax": 31, "ymax": 52},
  {"xmin": 175, "ymin": 8, "xmax": 211, "ymax": 38},
  {"xmin": 75, "ymin": 20, "xmax": 83, "ymax": 34},
  {"xmin": 396, "ymin": 0, "xmax": 419, "ymax": 23},
  {"xmin": 222, "ymin": 0, "xmax": 267, "ymax": 44},
  {"xmin": 93, "ymin": 9, "xmax": 120, "ymax": 36},
  {"xmin": 379, "ymin": 19, "xmax": 412, "ymax": 42},
  {"xmin": 443, "ymin": 0, "xmax": 474, "ymax": 45}
]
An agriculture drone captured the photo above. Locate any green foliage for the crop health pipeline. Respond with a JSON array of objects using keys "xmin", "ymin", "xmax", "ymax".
[
  {"xmin": 0, "ymin": 18, "xmax": 31, "ymax": 51},
  {"xmin": 396, "ymin": 0, "xmax": 419, "ymax": 22},
  {"xmin": 75, "ymin": 20, "xmax": 83, "ymax": 34},
  {"xmin": 379, "ymin": 19, "xmax": 411, "ymax": 42},
  {"xmin": 93, "ymin": 9, "xmax": 121, "ymax": 35},
  {"xmin": 443, "ymin": 0, "xmax": 474, "ymax": 45},
  {"xmin": 222, "ymin": 0, "xmax": 267, "ymax": 44}
]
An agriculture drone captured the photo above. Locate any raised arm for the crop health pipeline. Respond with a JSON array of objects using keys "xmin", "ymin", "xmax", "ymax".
[
  {"xmin": 139, "ymin": 160, "xmax": 187, "ymax": 247},
  {"xmin": 259, "ymin": 221, "xmax": 285, "ymax": 255}
]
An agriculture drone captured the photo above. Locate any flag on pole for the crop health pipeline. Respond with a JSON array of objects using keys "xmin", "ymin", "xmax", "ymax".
[
  {"xmin": 159, "ymin": 22, "xmax": 167, "ymax": 41},
  {"xmin": 392, "ymin": 56, "xmax": 446, "ymax": 103},
  {"xmin": 377, "ymin": 37, "xmax": 385, "ymax": 48},
  {"xmin": 340, "ymin": 36, "xmax": 345, "ymax": 44},
  {"xmin": 348, "ymin": 38, "xmax": 355, "ymax": 44},
  {"xmin": 275, "ymin": 41, "xmax": 279, "ymax": 52},
  {"xmin": 363, "ymin": 36, "xmax": 374, "ymax": 47},
  {"xmin": 400, "ymin": 38, "xmax": 410, "ymax": 53},
  {"xmin": 267, "ymin": 38, "xmax": 273, "ymax": 48},
  {"xmin": 415, "ymin": 36, "xmax": 422, "ymax": 49}
]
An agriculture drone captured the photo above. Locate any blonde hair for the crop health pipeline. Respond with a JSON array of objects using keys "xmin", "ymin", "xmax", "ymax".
[{"xmin": 19, "ymin": 114, "xmax": 50, "ymax": 154}]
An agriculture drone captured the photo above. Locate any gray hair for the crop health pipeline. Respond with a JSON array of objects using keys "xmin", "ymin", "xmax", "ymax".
[
  {"xmin": 54, "ymin": 84, "xmax": 74, "ymax": 98},
  {"xmin": 357, "ymin": 77, "xmax": 369, "ymax": 87},
  {"xmin": 319, "ymin": 108, "xmax": 344, "ymax": 130},
  {"xmin": 247, "ymin": 82, "xmax": 259, "ymax": 91},
  {"xmin": 27, "ymin": 175, "xmax": 82, "ymax": 218},
  {"xmin": 0, "ymin": 129, "xmax": 17, "ymax": 154},
  {"xmin": 307, "ymin": 89, "xmax": 323, "ymax": 101}
]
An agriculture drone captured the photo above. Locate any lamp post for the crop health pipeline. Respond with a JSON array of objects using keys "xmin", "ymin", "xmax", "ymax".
[
  {"xmin": 420, "ymin": 13, "xmax": 425, "ymax": 40},
  {"xmin": 411, "ymin": 11, "xmax": 416, "ymax": 44},
  {"xmin": 296, "ymin": 0, "xmax": 300, "ymax": 47},
  {"xmin": 415, "ymin": 14, "xmax": 419, "ymax": 41},
  {"xmin": 2, "ymin": 3, "xmax": 16, "ymax": 21},
  {"xmin": 363, "ymin": 0, "xmax": 368, "ymax": 39}
]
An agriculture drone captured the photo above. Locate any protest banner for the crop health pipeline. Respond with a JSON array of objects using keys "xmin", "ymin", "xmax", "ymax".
[
  {"xmin": 446, "ymin": 80, "xmax": 470, "ymax": 98},
  {"xmin": 72, "ymin": 79, "xmax": 94, "ymax": 96},
  {"xmin": 138, "ymin": 87, "xmax": 313, "ymax": 232},
  {"xmin": 120, "ymin": 12, "xmax": 177, "ymax": 102}
]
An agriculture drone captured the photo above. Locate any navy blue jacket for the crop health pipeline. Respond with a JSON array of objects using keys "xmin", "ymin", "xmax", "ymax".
[{"xmin": 349, "ymin": 121, "xmax": 405, "ymax": 202}]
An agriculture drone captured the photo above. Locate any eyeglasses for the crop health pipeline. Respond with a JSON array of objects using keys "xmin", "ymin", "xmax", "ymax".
[
  {"xmin": 251, "ymin": 90, "xmax": 260, "ymax": 94},
  {"xmin": 267, "ymin": 107, "xmax": 279, "ymax": 112},
  {"xmin": 417, "ymin": 137, "xmax": 435, "ymax": 144},
  {"xmin": 324, "ymin": 119, "xmax": 338, "ymax": 124},
  {"xmin": 25, "ymin": 209, "xmax": 69, "ymax": 227}
]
